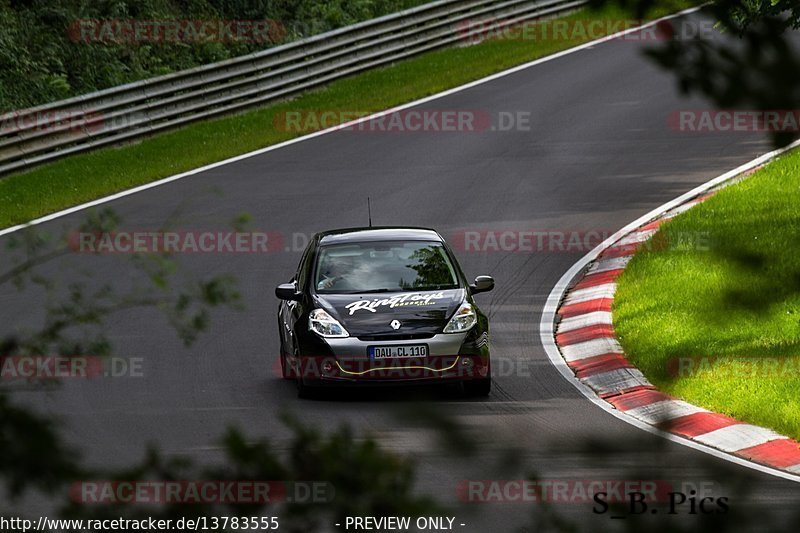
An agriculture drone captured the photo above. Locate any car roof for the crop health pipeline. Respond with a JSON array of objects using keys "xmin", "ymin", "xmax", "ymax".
[{"xmin": 316, "ymin": 227, "xmax": 443, "ymax": 245}]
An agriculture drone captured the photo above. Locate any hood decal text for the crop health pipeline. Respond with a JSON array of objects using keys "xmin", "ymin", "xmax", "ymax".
[{"xmin": 344, "ymin": 292, "xmax": 447, "ymax": 315}]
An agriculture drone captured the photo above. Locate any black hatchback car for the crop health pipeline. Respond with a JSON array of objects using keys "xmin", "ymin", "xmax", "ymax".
[{"xmin": 275, "ymin": 227, "xmax": 494, "ymax": 398}]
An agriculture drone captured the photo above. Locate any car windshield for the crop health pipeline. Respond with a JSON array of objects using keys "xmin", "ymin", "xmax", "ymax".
[{"xmin": 314, "ymin": 240, "xmax": 460, "ymax": 293}]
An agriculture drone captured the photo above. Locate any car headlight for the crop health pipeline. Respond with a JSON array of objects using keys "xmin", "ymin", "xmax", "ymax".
[
  {"xmin": 309, "ymin": 308, "xmax": 349, "ymax": 338},
  {"xmin": 443, "ymin": 302, "xmax": 477, "ymax": 333}
]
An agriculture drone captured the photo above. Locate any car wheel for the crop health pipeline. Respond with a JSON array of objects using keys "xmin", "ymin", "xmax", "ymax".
[
  {"xmin": 280, "ymin": 352, "xmax": 292, "ymax": 379},
  {"xmin": 462, "ymin": 377, "xmax": 491, "ymax": 397},
  {"xmin": 280, "ymin": 349, "xmax": 298, "ymax": 380},
  {"xmin": 277, "ymin": 320, "xmax": 294, "ymax": 379},
  {"xmin": 296, "ymin": 378, "xmax": 317, "ymax": 399}
]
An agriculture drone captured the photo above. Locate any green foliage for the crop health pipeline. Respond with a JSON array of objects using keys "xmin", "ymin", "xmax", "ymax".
[
  {"xmin": 0, "ymin": 2, "xmax": 697, "ymax": 230},
  {"xmin": 593, "ymin": 0, "xmax": 800, "ymax": 147},
  {"xmin": 614, "ymin": 150, "xmax": 800, "ymax": 440},
  {"xmin": 594, "ymin": 0, "xmax": 800, "ymax": 30},
  {"xmin": 0, "ymin": 211, "xmax": 440, "ymax": 526},
  {"xmin": 55, "ymin": 420, "xmax": 441, "ymax": 531},
  {"xmin": 724, "ymin": 0, "xmax": 800, "ymax": 31},
  {"xmin": 0, "ymin": 394, "xmax": 82, "ymax": 497},
  {"xmin": 0, "ymin": 0, "xmax": 429, "ymax": 111}
]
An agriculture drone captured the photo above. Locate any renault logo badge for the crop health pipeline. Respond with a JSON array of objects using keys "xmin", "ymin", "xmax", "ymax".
[{"xmin": 390, "ymin": 320, "xmax": 401, "ymax": 330}]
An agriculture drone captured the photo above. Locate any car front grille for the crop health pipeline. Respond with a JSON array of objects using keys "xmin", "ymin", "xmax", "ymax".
[{"xmin": 357, "ymin": 333, "xmax": 435, "ymax": 342}]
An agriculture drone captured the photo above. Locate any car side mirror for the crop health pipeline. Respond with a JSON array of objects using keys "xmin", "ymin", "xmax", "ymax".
[
  {"xmin": 276, "ymin": 282, "xmax": 301, "ymax": 301},
  {"xmin": 470, "ymin": 275, "xmax": 494, "ymax": 294}
]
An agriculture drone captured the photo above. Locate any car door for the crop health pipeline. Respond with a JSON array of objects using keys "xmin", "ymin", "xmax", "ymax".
[{"xmin": 280, "ymin": 240, "xmax": 315, "ymax": 356}]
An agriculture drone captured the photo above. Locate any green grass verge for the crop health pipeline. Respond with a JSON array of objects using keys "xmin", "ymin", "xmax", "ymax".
[
  {"xmin": 614, "ymin": 149, "xmax": 800, "ymax": 440},
  {"xmin": 0, "ymin": 1, "xmax": 695, "ymax": 230}
]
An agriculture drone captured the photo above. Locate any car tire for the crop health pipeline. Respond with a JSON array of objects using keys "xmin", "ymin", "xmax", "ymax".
[
  {"xmin": 296, "ymin": 378, "xmax": 317, "ymax": 399},
  {"xmin": 280, "ymin": 351, "xmax": 294, "ymax": 380},
  {"xmin": 462, "ymin": 377, "xmax": 491, "ymax": 397},
  {"xmin": 277, "ymin": 320, "xmax": 295, "ymax": 380}
]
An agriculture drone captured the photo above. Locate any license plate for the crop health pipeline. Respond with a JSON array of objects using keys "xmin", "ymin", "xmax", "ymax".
[{"xmin": 368, "ymin": 345, "xmax": 428, "ymax": 359}]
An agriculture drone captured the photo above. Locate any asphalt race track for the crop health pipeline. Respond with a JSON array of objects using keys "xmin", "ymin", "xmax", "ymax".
[{"xmin": 2, "ymin": 11, "xmax": 799, "ymax": 532}]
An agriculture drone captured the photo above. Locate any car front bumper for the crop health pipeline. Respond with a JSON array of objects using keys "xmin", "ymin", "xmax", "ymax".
[{"xmin": 291, "ymin": 332, "xmax": 490, "ymax": 385}]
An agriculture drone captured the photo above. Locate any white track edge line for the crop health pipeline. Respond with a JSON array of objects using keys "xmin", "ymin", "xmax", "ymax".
[
  {"xmin": 0, "ymin": 6, "xmax": 704, "ymax": 239},
  {"xmin": 540, "ymin": 137, "xmax": 800, "ymax": 483}
]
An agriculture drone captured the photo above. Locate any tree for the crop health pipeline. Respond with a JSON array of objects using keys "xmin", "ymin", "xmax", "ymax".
[{"xmin": 593, "ymin": 0, "xmax": 800, "ymax": 147}]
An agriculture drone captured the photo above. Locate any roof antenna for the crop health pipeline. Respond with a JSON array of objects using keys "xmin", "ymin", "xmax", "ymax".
[{"xmin": 367, "ymin": 197, "xmax": 373, "ymax": 228}]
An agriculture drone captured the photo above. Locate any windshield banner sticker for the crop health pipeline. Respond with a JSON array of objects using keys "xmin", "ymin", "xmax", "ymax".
[{"xmin": 344, "ymin": 292, "xmax": 447, "ymax": 315}]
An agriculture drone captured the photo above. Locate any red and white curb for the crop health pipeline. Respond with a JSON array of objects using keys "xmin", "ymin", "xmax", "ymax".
[
  {"xmin": 556, "ymin": 192, "xmax": 800, "ymax": 472},
  {"xmin": 541, "ymin": 139, "xmax": 800, "ymax": 483}
]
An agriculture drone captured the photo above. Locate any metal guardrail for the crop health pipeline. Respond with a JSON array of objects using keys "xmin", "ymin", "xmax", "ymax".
[{"xmin": 0, "ymin": 0, "xmax": 587, "ymax": 176}]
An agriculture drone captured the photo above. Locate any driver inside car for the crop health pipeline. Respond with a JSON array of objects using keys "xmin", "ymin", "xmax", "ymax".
[{"xmin": 317, "ymin": 255, "xmax": 355, "ymax": 290}]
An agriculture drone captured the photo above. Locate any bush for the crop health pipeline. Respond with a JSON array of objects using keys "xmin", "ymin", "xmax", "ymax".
[{"xmin": 0, "ymin": 0, "xmax": 429, "ymax": 111}]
